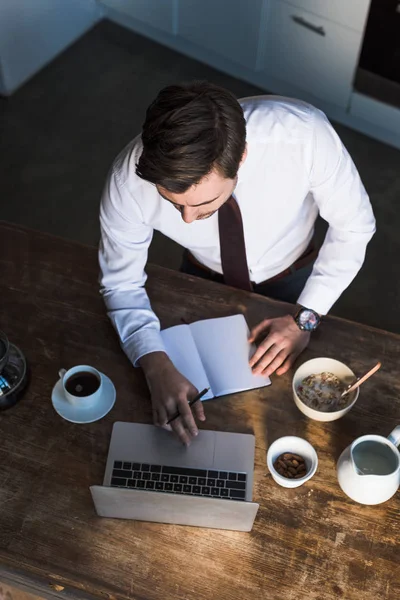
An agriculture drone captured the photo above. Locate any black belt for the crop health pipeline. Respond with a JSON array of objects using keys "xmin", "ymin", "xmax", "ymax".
[{"xmin": 187, "ymin": 241, "xmax": 317, "ymax": 286}]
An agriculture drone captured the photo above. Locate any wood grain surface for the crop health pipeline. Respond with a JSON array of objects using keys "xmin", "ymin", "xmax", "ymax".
[
  {"xmin": 0, "ymin": 221, "xmax": 399, "ymax": 600},
  {"xmin": 0, "ymin": 581, "xmax": 44, "ymax": 600}
]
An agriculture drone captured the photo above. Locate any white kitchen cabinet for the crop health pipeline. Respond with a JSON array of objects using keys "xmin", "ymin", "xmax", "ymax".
[
  {"xmin": 100, "ymin": 0, "xmax": 175, "ymax": 35},
  {"xmin": 0, "ymin": 64, "xmax": 6, "ymax": 95},
  {"xmin": 101, "ymin": 0, "xmax": 399, "ymax": 148},
  {"xmin": 178, "ymin": 0, "xmax": 265, "ymax": 70},
  {"xmin": 263, "ymin": 0, "xmax": 363, "ymax": 108},
  {"xmin": 279, "ymin": 0, "xmax": 370, "ymax": 32},
  {"xmin": 350, "ymin": 92, "xmax": 400, "ymax": 136},
  {"xmin": 0, "ymin": 0, "xmax": 100, "ymax": 95}
]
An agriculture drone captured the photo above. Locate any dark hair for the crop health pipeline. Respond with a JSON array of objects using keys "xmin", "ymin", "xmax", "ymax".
[{"xmin": 136, "ymin": 81, "xmax": 246, "ymax": 193}]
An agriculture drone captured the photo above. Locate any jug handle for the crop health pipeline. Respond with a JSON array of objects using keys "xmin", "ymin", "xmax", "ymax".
[{"xmin": 388, "ymin": 426, "xmax": 400, "ymax": 447}]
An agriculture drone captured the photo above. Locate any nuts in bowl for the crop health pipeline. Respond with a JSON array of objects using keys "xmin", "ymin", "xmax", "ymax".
[
  {"xmin": 273, "ymin": 452, "xmax": 308, "ymax": 479},
  {"xmin": 267, "ymin": 436, "xmax": 318, "ymax": 488},
  {"xmin": 293, "ymin": 358, "xmax": 359, "ymax": 422}
]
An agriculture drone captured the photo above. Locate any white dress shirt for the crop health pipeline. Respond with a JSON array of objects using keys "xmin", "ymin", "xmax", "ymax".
[{"xmin": 99, "ymin": 96, "xmax": 376, "ymax": 367}]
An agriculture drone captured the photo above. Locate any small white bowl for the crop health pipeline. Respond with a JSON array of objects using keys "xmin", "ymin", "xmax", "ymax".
[
  {"xmin": 267, "ymin": 436, "xmax": 318, "ymax": 488},
  {"xmin": 292, "ymin": 357, "xmax": 359, "ymax": 422}
]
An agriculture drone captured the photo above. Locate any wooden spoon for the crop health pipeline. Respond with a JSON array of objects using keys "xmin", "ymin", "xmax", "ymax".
[{"xmin": 341, "ymin": 362, "xmax": 382, "ymax": 398}]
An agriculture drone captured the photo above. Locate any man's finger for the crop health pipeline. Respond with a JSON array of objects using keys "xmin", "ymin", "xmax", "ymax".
[
  {"xmin": 249, "ymin": 333, "xmax": 279, "ymax": 368},
  {"xmin": 260, "ymin": 349, "xmax": 288, "ymax": 377},
  {"xmin": 251, "ymin": 344, "xmax": 282, "ymax": 375},
  {"xmin": 192, "ymin": 398, "xmax": 206, "ymax": 421},
  {"xmin": 158, "ymin": 407, "xmax": 173, "ymax": 431},
  {"xmin": 176, "ymin": 395, "xmax": 199, "ymax": 437},
  {"xmin": 248, "ymin": 319, "xmax": 272, "ymax": 343},
  {"xmin": 154, "ymin": 408, "xmax": 173, "ymax": 430},
  {"xmin": 153, "ymin": 406, "xmax": 168, "ymax": 427},
  {"xmin": 276, "ymin": 353, "xmax": 296, "ymax": 376},
  {"xmin": 170, "ymin": 417, "xmax": 192, "ymax": 446}
]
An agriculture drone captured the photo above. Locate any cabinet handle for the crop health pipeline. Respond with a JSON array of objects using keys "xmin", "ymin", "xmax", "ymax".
[{"xmin": 291, "ymin": 15, "xmax": 325, "ymax": 36}]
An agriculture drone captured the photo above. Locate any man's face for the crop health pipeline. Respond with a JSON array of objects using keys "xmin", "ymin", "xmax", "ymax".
[
  {"xmin": 157, "ymin": 171, "xmax": 237, "ymax": 223},
  {"xmin": 156, "ymin": 149, "xmax": 247, "ymax": 224}
]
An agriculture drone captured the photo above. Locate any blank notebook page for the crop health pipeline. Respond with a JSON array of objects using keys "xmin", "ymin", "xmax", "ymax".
[
  {"xmin": 189, "ymin": 314, "xmax": 270, "ymax": 397},
  {"xmin": 160, "ymin": 324, "xmax": 213, "ymax": 399}
]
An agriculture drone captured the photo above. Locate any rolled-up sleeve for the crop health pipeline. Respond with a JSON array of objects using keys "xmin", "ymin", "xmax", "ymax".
[
  {"xmin": 99, "ymin": 167, "xmax": 166, "ymax": 366},
  {"xmin": 297, "ymin": 108, "xmax": 376, "ymax": 315}
]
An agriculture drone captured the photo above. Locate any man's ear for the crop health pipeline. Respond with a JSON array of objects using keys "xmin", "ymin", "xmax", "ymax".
[{"xmin": 239, "ymin": 144, "xmax": 248, "ymax": 167}]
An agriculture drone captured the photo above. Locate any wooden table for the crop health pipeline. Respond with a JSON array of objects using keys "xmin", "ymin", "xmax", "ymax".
[{"xmin": 0, "ymin": 221, "xmax": 399, "ymax": 600}]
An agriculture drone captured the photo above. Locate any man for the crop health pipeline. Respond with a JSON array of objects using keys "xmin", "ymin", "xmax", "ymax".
[{"xmin": 99, "ymin": 82, "xmax": 375, "ymax": 445}]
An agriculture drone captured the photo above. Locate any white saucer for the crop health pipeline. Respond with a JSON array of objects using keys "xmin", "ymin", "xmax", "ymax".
[{"xmin": 51, "ymin": 373, "xmax": 116, "ymax": 424}]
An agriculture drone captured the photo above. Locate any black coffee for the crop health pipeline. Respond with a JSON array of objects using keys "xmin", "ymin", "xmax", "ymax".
[{"xmin": 65, "ymin": 371, "xmax": 100, "ymax": 397}]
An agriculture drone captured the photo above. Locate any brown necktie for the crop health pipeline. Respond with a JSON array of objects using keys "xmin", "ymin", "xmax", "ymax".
[{"xmin": 218, "ymin": 195, "xmax": 253, "ymax": 291}]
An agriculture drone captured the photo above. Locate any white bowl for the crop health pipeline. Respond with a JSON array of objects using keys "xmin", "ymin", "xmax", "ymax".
[
  {"xmin": 292, "ymin": 357, "xmax": 359, "ymax": 422},
  {"xmin": 267, "ymin": 436, "xmax": 318, "ymax": 488}
]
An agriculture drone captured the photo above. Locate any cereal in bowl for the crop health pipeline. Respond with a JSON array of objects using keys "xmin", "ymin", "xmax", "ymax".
[{"xmin": 297, "ymin": 371, "xmax": 349, "ymax": 412}]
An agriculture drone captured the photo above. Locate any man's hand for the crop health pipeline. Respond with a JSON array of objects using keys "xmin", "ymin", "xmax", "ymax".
[
  {"xmin": 248, "ymin": 315, "xmax": 310, "ymax": 377},
  {"xmin": 139, "ymin": 352, "xmax": 205, "ymax": 445}
]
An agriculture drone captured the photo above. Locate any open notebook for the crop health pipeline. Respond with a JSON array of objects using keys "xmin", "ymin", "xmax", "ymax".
[{"xmin": 160, "ymin": 314, "xmax": 271, "ymax": 399}]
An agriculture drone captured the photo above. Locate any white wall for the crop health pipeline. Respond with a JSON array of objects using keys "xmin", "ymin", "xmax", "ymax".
[{"xmin": 0, "ymin": 0, "xmax": 101, "ymax": 95}]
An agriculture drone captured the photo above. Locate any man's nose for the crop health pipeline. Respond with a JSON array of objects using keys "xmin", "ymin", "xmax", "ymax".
[{"xmin": 181, "ymin": 206, "xmax": 197, "ymax": 223}]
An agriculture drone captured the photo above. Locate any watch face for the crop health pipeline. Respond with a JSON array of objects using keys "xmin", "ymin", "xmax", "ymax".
[{"xmin": 297, "ymin": 309, "xmax": 320, "ymax": 331}]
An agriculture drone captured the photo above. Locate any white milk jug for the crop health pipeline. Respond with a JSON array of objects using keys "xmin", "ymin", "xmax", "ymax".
[{"xmin": 337, "ymin": 426, "xmax": 400, "ymax": 505}]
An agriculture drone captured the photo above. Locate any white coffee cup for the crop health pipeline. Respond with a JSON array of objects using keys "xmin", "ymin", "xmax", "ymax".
[
  {"xmin": 58, "ymin": 365, "xmax": 103, "ymax": 408},
  {"xmin": 267, "ymin": 436, "xmax": 318, "ymax": 488}
]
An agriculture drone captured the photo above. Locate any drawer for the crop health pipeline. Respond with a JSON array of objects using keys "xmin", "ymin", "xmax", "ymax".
[
  {"xmin": 278, "ymin": 0, "xmax": 370, "ymax": 33},
  {"xmin": 264, "ymin": 0, "xmax": 362, "ymax": 108}
]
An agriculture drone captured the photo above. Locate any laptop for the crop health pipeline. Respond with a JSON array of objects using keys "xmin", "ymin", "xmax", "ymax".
[{"xmin": 90, "ymin": 422, "xmax": 259, "ymax": 531}]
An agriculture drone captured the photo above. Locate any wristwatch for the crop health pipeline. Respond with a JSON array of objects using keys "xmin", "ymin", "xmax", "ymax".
[{"xmin": 294, "ymin": 307, "xmax": 321, "ymax": 332}]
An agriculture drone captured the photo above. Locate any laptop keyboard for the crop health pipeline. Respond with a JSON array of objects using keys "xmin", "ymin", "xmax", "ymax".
[{"xmin": 110, "ymin": 461, "xmax": 247, "ymax": 501}]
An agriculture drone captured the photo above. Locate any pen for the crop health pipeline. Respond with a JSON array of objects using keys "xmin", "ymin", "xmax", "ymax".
[{"xmin": 166, "ymin": 387, "xmax": 210, "ymax": 424}]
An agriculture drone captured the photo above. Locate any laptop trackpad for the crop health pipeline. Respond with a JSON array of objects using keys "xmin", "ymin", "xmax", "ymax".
[{"xmin": 108, "ymin": 422, "xmax": 216, "ymax": 470}]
